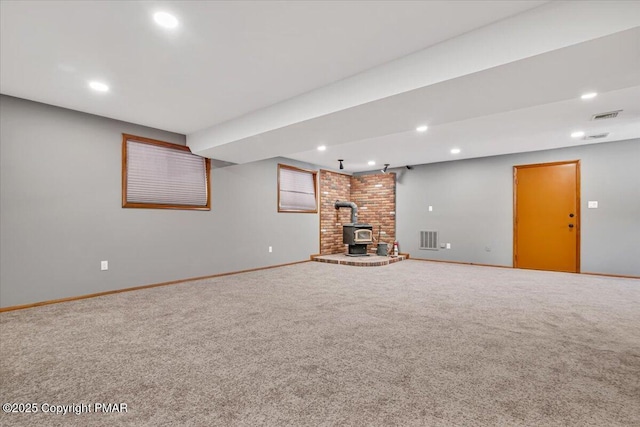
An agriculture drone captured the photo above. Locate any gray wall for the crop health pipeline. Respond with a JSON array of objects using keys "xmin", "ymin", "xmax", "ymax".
[
  {"xmin": 0, "ymin": 96, "xmax": 319, "ymax": 308},
  {"xmin": 395, "ymin": 139, "xmax": 640, "ymax": 276}
]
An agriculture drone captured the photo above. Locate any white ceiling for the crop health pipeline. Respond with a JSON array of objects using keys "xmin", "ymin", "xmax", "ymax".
[{"xmin": 2, "ymin": 1, "xmax": 639, "ymax": 173}]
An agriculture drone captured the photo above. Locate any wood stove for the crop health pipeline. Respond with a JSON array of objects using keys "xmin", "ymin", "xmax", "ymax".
[
  {"xmin": 334, "ymin": 200, "xmax": 373, "ymax": 256},
  {"xmin": 343, "ymin": 224, "xmax": 373, "ymax": 256}
]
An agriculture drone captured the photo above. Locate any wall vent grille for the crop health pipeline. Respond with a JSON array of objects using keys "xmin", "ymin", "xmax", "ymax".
[
  {"xmin": 591, "ymin": 110, "xmax": 622, "ymax": 120},
  {"xmin": 420, "ymin": 231, "xmax": 438, "ymax": 250},
  {"xmin": 584, "ymin": 133, "xmax": 610, "ymax": 140}
]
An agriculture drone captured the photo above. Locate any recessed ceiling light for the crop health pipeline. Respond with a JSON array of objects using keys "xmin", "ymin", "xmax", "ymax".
[
  {"xmin": 581, "ymin": 92, "xmax": 597, "ymax": 100},
  {"xmin": 89, "ymin": 81, "xmax": 109, "ymax": 92},
  {"xmin": 450, "ymin": 148, "xmax": 461, "ymax": 154},
  {"xmin": 368, "ymin": 161, "xmax": 376, "ymax": 166},
  {"xmin": 154, "ymin": 12, "xmax": 178, "ymax": 29},
  {"xmin": 571, "ymin": 131, "xmax": 585, "ymax": 138},
  {"xmin": 416, "ymin": 125, "xmax": 428, "ymax": 132},
  {"xmin": 317, "ymin": 145, "xmax": 326, "ymax": 151}
]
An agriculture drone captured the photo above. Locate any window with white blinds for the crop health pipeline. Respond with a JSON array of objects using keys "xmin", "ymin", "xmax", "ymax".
[
  {"xmin": 278, "ymin": 164, "xmax": 318, "ymax": 213},
  {"xmin": 123, "ymin": 134, "xmax": 210, "ymax": 210}
]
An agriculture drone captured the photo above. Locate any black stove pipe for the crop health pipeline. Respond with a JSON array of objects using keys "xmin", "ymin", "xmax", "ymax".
[{"xmin": 335, "ymin": 200, "xmax": 358, "ymax": 224}]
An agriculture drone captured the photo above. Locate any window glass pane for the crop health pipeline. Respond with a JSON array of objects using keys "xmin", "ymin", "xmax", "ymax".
[
  {"xmin": 123, "ymin": 136, "xmax": 210, "ymax": 209},
  {"xmin": 279, "ymin": 165, "xmax": 317, "ymax": 212}
]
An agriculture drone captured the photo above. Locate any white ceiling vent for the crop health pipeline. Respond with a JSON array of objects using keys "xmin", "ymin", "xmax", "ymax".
[
  {"xmin": 584, "ymin": 133, "xmax": 610, "ymax": 140},
  {"xmin": 591, "ymin": 110, "xmax": 622, "ymax": 120}
]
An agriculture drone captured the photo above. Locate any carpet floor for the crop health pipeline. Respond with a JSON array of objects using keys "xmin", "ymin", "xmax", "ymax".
[{"xmin": 1, "ymin": 260, "xmax": 639, "ymax": 426}]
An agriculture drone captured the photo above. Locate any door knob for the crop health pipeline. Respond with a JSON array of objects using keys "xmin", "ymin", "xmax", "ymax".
[
  {"xmin": 569, "ymin": 224, "xmax": 574, "ymax": 228},
  {"xmin": 569, "ymin": 213, "xmax": 575, "ymax": 218}
]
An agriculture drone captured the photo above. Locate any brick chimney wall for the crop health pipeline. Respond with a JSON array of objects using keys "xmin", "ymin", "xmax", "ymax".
[
  {"xmin": 319, "ymin": 170, "xmax": 352, "ymax": 254},
  {"xmin": 350, "ymin": 173, "xmax": 396, "ymax": 254},
  {"xmin": 319, "ymin": 170, "xmax": 396, "ymax": 255}
]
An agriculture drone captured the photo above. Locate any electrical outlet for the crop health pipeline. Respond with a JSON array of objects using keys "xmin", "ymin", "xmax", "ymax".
[
  {"xmin": 268, "ymin": 246, "xmax": 272, "ymax": 253},
  {"xmin": 428, "ymin": 205, "xmax": 433, "ymax": 212},
  {"xmin": 485, "ymin": 246, "xmax": 492, "ymax": 252},
  {"xmin": 446, "ymin": 243, "xmax": 451, "ymax": 249},
  {"xmin": 101, "ymin": 260, "xmax": 108, "ymax": 271}
]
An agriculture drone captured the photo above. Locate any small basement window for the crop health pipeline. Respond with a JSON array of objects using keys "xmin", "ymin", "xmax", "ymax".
[
  {"xmin": 122, "ymin": 134, "xmax": 211, "ymax": 210},
  {"xmin": 278, "ymin": 164, "xmax": 318, "ymax": 213}
]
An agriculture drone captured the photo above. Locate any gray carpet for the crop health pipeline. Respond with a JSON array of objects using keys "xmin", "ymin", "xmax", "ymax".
[{"xmin": 1, "ymin": 260, "xmax": 639, "ymax": 426}]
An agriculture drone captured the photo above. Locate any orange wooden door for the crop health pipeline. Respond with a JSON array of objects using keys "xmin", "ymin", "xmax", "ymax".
[{"xmin": 514, "ymin": 161, "xmax": 580, "ymax": 273}]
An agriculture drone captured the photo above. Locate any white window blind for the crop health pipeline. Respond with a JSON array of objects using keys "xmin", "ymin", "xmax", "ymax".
[
  {"xmin": 125, "ymin": 139, "xmax": 208, "ymax": 208},
  {"xmin": 279, "ymin": 166, "xmax": 317, "ymax": 212}
]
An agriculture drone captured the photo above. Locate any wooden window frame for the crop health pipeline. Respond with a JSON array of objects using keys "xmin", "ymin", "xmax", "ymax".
[
  {"xmin": 122, "ymin": 134, "xmax": 211, "ymax": 211},
  {"xmin": 277, "ymin": 164, "xmax": 318, "ymax": 213}
]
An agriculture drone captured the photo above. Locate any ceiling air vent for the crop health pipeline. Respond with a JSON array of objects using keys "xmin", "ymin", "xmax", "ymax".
[
  {"xmin": 584, "ymin": 133, "xmax": 610, "ymax": 140},
  {"xmin": 591, "ymin": 110, "xmax": 622, "ymax": 120}
]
